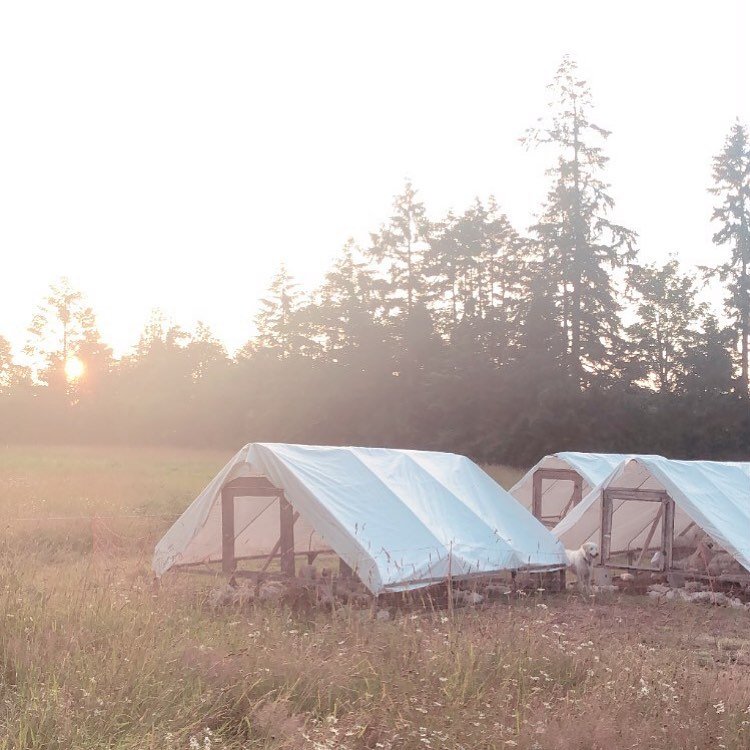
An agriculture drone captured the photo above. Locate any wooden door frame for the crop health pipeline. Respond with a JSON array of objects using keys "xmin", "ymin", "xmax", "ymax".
[
  {"xmin": 220, "ymin": 475, "xmax": 296, "ymax": 576},
  {"xmin": 600, "ymin": 487, "xmax": 674, "ymax": 572},
  {"xmin": 531, "ymin": 468, "xmax": 583, "ymax": 525}
]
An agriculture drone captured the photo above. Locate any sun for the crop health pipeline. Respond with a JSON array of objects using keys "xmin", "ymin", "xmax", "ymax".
[{"xmin": 64, "ymin": 356, "xmax": 86, "ymax": 382}]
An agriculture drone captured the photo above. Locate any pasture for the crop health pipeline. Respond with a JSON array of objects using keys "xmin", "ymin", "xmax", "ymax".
[{"xmin": 2, "ymin": 445, "xmax": 750, "ymax": 749}]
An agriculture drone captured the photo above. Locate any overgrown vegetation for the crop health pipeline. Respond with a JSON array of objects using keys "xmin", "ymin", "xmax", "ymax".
[
  {"xmin": 3, "ymin": 445, "xmax": 750, "ymax": 749},
  {"xmin": 1, "ymin": 57, "xmax": 749, "ymax": 465}
]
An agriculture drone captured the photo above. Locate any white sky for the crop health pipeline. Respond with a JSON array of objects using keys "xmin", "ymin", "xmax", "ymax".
[{"xmin": 1, "ymin": 1, "xmax": 748, "ymax": 357}]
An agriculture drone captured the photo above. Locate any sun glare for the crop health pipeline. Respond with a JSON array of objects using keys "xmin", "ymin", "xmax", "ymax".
[{"xmin": 64, "ymin": 356, "xmax": 85, "ymax": 382}]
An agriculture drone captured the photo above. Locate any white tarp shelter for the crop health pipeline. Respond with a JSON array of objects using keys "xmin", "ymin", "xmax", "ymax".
[
  {"xmin": 153, "ymin": 443, "xmax": 567, "ymax": 594},
  {"xmin": 553, "ymin": 456, "xmax": 750, "ymax": 574},
  {"xmin": 509, "ymin": 452, "xmax": 631, "ymax": 525}
]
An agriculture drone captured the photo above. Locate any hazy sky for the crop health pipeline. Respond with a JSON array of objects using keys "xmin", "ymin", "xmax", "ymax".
[{"xmin": 1, "ymin": 1, "xmax": 748, "ymax": 356}]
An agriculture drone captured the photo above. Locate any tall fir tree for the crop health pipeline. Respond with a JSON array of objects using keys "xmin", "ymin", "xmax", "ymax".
[
  {"xmin": 252, "ymin": 263, "xmax": 316, "ymax": 359},
  {"xmin": 368, "ymin": 181, "xmax": 428, "ymax": 318},
  {"xmin": 187, "ymin": 322, "xmax": 228, "ymax": 381},
  {"xmin": 313, "ymin": 240, "xmax": 388, "ymax": 369},
  {"xmin": 708, "ymin": 121, "xmax": 750, "ymax": 398},
  {"xmin": 625, "ymin": 258, "xmax": 705, "ymax": 393},
  {"xmin": 680, "ymin": 315, "xmax": 734, "ymax": 398},
  {"xmin": 485, "ymin": 197, "xmax": 532, "ymax": 365},
  {"xmin": 523, "ymin": 56, "xmax": 636, "ymax": 383},
  {"xmin": 423, "ymin": 198, "xmax": 528, "ymax": 364}
]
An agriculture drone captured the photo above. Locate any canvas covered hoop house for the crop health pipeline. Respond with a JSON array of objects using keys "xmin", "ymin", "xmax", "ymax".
[
  {"xmin": 509, "ymin": 452, "xmax": 630, "ymax": 526},
  {"xmin": 153, "ymin": 443, "xmax": 566, "ymax": 594},
  {"xmin": 553, "ymin": 456, "xmax": 750, "ymax": 577}
]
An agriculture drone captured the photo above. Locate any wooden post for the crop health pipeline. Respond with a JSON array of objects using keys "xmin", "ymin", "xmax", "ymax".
[
  {"xmin": 663, "ymin": 498, "xmax": 675, "ymax": 571},
  {"xmin": 601, "ymin": 491, "xmax": 613, "ymax": 565},
  {"xmin": 572, "ymin": 476, "xmax": 583, "ymax": 507},
  {"xmin": 221, "ymin": 490, "xmax": 235, "ymax": 574},
  {"xmin": 558, "ymin": 567, "xmax": 567, "ymax": 592},
  {"xmin": 279, "ymin": 492, "xmax": 295, "ymax": 577},
  {"xmin": 259, "ymin": 511, "xmax": 300, "ymax": 574},
  {"xmin": 532, "ymin": 471, "xmax": 543, "ymax": 519}
]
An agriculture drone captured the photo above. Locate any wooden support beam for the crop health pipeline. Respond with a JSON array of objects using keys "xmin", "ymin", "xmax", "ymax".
[
  {"xmin": 572, "ymin": 475, "xmax": 583, "ymax": 506},
  {"xmin": 603, "ymin": 488, "xmax": 669, "ymax": 504},
  {"xmin": 602, "ymin": 563, "xmax": 666, "ymax": 572},
  {"xmin": 601, "ymin": 491, "xmax": 613, "ymax": 564},
  {"xmin": 223, "ymin": 475, "xmax": 283, "ymax": 495},
  {"xmin": 534, "ymin": 468, "xmax": 583, "ymax": 482},
  {"xmin": 663, "ymin": 498, "xmax": 675, "ymax": 570},
  {"xmin": 676, "ymin": 520, "xmax": 696, "ymax": 539},
  {"xmin": 221, "ymin": 490, "xmax": 236, "ymax": 574},
  {"xmin": 532, "ymin": 471, "xmax": 543, "ymax": 519},
  {"xmin": 279, "ymin": 492, "xmax": 296, "ymax": 577},
  {"xmin": 260, "ymin": 510, "xmax": 300, "ymax": 574}
]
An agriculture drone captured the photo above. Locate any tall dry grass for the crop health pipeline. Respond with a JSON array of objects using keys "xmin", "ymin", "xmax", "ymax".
[{"xmin": 2, "ymin": 446, "xmax": 750, "ymax": 749}]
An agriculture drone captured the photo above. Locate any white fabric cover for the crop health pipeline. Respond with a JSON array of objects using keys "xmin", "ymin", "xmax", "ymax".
[
  {"xmin": 509, "ymin": 452, "xmax": 631, "ymax": 518},
  {"xmin": 153, "ymin": 443, "xmax": 566, "ymax": 593},
  {"xmin": 553, "ymin": 456, "xmax": 750, "ymax": 573}
]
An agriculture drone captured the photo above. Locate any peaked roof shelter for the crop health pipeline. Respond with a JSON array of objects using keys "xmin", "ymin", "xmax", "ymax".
[
  {"xmin": 553, "ymin": 456, "xmax": 750, "ymax": 578},
  {"xmin": 153, "ymin": 443, "xmax": 567, "ymax": 595},
  {"xmin": 509, "ymin": 452, "xmax": 631, "ymax": 527}
]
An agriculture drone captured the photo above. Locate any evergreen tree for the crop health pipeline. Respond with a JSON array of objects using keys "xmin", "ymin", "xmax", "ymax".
[
  {"xmin": 133, "ymin": 309, "xmax": 179, "ymax": 357},
  {"xmin": 187, "ymin": 322, "xmax": 228, "ymax": 380},
  {"xmin": 516, "ymin": 273, "xmax": 564, "ymax": 365},
  {"xmin": 485, "ymin": 197, "xmax": 532, "ymax": 364},
  {"xmin": 112, "ymin": 312, "xmax": 204, "ymax": 443},
  {"xmin": 253, "ymin": 264, "xmax": 316, "ymax": 359},
  {"xmin": 523, "ymin": 56, "xmax": 636, "ymax": 382},
  {"xmin": 424, "ymin": 198, "xmax": 528, "ymax": 364},
  {"xmin": 423, "ymin": 201, "xmax": 489, "ymax": 352},
  {"xmin": 625, "ymin": 258, "xmax": 705, "ymax": 393},
  {"xmin": 680, "ymin": 315, "xmax": 734, "ymax": 397},
  {"xmin": 423, "ymin": 209, "xmax": 461, "ymax": 334},
  {"xmin": 74, "ymin": 306, "xmax": 114, "ymax": 396},
  {"xmin": 313, "ymin": 240, "xmax": 389, "ymax": 369},
  {"xmin": 368, "ymin": 181, "xmax": 428, "ymax": 317},
  {"xmin": 708, "ymin": 121, "xmax": 750, "ymax": 397}
]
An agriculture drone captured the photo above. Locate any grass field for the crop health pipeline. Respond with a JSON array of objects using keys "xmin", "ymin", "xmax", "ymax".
[{"xmin": 2, "ymin": 445, "xmax": 750, "ymax": 749}]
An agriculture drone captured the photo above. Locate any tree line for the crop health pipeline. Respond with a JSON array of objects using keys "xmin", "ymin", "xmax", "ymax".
[{"xmin": 1, "ymin": 57, "xmax": 749, "ymax": 466}]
